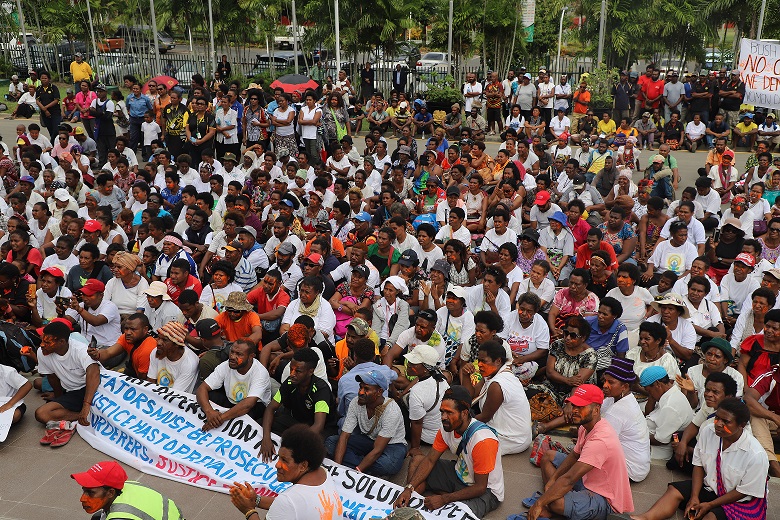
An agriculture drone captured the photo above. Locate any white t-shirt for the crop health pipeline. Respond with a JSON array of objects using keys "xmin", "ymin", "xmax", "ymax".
[
  {"xmin": 0, "ymin": 364, "xmax": 29, "ymax": 400},
  {"xmin": 502, "ymin": 312, "xmax": 549, "ymax": 381},
  {"xmin": 266, "ymin": 476, "xmax": 343, "ymax": 520},
  {"xmin": 299, "ymin": 106, "xmax": 321, "ymax": 140},
  {"xmin": 685, "ymin": 121, "xmax": 706, "ymax": 139},
  {"xmin": 342, "ymin": 397, "xmax": 406, "ymax": 444},
  {"xmin": 707, "ymin": 166, "xmax": 740, "ymax": 192},
  {"xmin": 65, "ymin": 299, "xmax": 122, "ymax": 347},
  {"xmin": 659, "ymin": 217, "xmax": 707, "ymax": 248},
  {"xmin": 463, "ymin": 82, "xmax": 483, "ymax": 112},
  {"xmin": 550, "ymin": 116, "xmax": 571, "ymax": 137},
  {"xmin": 465, "ymin": 285, "xmax": 511, "ymax": 318},
  {"xmin": 605, "ymin": 286, "xmax": 654, "ymax": 331},
  {"xmin": 646, "ymin": 314, "xmax": 697, "ymax": 352},
  {"xmin": 480, "ymin": 369, "xmax": 532, "ymax": 455},
  {"xmin": 198, "ymin": 282, "xmax": 244, "ymax": 313},
  {"xmin": 418, "ymin": 246, "xmax": 445, "ymax": 274},
  {"xmin": 141, "ymin": 121, "xmax": 161, "ymax": 146},
  {"xmin": 718, "ymin": 273, "xmax": 760, "ymax": 316},
  {"xmin": 529, "ymin": 203, "xmax": 562, "ymax": 230},
  {"xmin": 408, "ymin": 376, "xmax": 450, "ymax": 444},
  {"xmin": 686, "ymin": 363, "xmax": 743, "ymax": 408},
  {"xmin": 37, "ymin": 336, "xmax": 95, "ymax": 392},
  {"xmin": 646, "ymin": 385, "xmax": 693, "ymax": 460},
  {"xmin": 103, "ymin": 276, "xmax": 150, "ymax": 316},
  {"xmin": 648, "ymin": 238, "xmax": 699, "ymax": 275},
  {"xmin": 695, "ymin": 188, "xmax": 724, "ymax": 217},
  {"xmin": 36, "ymin": 286, "xmax": 73, "ymax": 324},
  {"xmin": 667, "ymin": 199, "xmax": 705, "ymax": 220},
  {"xmin": 147, "ymin": 348, "xmax": 199, "ymax": 393},
  {"xmin": 272, "ymin": 106, "xmax": 296, "ymax": 136},
  {"xmin": 515, "ymin": 277, "xmax": 556, "ymax": 307},
  {"xmin": 481, "ymin": 228, "xmax": 518, "ymax": 253},
  {"xmin": 203, "ymin": 359, "xmax": 272, "ymax": 405},
  {"xmin": 602, "ymin": 394, "xmax": 651, "ymax": 482},
  {"xmin": 40, "ymin": 253, "xmax": 80, "ymax": 277},
  {"xmin": 435, "ymin": 224, "xmax": 471, "ymax": 246},
  {"xmin": 435, "ymin": 307, "xmax": 476, "ymax": 354},
  {"xmin": 673, "ymin": 273, "xmax": 720, "ymax": 302},
  {"xmin": 684, "ymin": 297, "xmax": 723, "ymax": 341},
  {"xmin": 281, "ymin": 296, "xmax": 337, "ymax": 339},
  {"xmin": 394, "ymin": 327, "xmax": 446, "ymax": 369}
]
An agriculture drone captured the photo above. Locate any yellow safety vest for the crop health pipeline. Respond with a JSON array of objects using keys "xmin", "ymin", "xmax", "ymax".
[{"xmin": 106, "ymin": 482, "xmax": 182, "ymax": 520}]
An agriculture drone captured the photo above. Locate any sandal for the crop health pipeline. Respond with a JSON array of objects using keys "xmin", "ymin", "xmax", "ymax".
[
  {"xmin": 40, "ymin": 428, "xmax": 60, "ymax": 445},
  {"xmin": 50, "ymin": 427, "xmax": 76, "ymax": 448},
  {"xmin": 522, "ymin": 491, "xmax": 543, "ymax": 508}
]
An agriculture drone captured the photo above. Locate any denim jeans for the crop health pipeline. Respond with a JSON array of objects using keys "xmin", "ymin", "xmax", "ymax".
[{"xmin": 325, "ymin": 432, "xmax": 407, "ymax": 477}]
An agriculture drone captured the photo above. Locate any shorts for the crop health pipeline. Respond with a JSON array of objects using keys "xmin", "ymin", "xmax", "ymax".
[
  {"xmin": 426, "ymin": 459, "xmax": 500, "ymax": 518},
  {"xmin": 552, "ymin": 452, "xmax": 613, "ymax": 520},
  {"xmin": 487, "ymin": 108, "xmax": 502, "ymax": 124},
  {"xmin": 52, "ymin": 386, "xmax": 87, "ymax": 413},
  {"xmin": 669, "ymin": 480, "xmax": 728, "ymax": 520}
]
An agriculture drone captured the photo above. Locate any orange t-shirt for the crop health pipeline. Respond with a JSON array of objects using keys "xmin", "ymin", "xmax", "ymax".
[
  {"xmin": 117, "ymin": 334, "xmax": 157, "ymax": 377},
  {"xmin": 572, "ymin": 90, "xmax": 591, "ymax": 114},
  {"xmin": 216, "ymin": 311, "xmax": 262, "ymax": 343},
  {"xmin": 432, "ymin": 429, "xmax": 499, "ymax": 474},
  {"xmin": 304, "ymin": 236, "xmax": 345, "ymax": 258}
]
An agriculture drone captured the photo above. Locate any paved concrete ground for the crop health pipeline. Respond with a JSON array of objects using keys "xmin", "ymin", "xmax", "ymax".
[{"xmin": 0, "ymin": 117, "xmax": 776, "ymax": 520}]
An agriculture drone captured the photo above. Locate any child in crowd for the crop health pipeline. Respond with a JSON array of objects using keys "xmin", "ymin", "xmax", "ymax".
[{"xmin": 141, "ymin": 110, "xmax": 161, "ymax": 160}]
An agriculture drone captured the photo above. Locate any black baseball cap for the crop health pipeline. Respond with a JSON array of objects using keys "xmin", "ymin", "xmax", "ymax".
[{"xmin": 195, "ymin": 319, "xmax": 221, "ymax": 339}]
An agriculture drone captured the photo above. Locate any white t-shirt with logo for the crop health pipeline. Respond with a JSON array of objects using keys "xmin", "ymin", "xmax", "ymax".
[
  {"xmin": 147, "ymin": 348, "xmax": 199, "ymax": 393},
  {"xmin": 203, "ymin": 358, "xmax": 272, "ymax": 405},
  {"xmin": 37, "ymin": 336, "xmax": 95, "ymax": 392}
]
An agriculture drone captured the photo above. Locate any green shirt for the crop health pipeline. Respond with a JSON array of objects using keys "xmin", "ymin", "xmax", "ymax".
[{"xmin": 367, "ymin": 243, "xmax": 402, "ymax": 277}]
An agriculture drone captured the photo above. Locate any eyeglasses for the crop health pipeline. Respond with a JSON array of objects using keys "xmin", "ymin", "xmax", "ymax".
[{"xmin": 565, "ymin": 331, "xmax": 581, "ymax": 338}]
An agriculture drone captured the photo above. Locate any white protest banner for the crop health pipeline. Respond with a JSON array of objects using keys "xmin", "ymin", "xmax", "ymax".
[
  {"xmin": 739, "ymin": 38, "xmax": 780, "ymax": 110},
  {"xmin": 78, "ymin": 369, "xmax": 479, "ymax": 520}
]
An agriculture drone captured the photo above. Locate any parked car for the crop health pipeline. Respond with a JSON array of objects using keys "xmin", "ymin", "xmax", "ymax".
[
  {"xmin": 115, "ymin": 25, "xmax": 175, "ymax": 54},
  {"xmin": 384, "ymin": 41, "xmax": 421, "ymax": 70},
  {"xmin": 2, "ymin": 33, "xmax": 37, "ymax": 51},
  {"xmin": 274, "ymin": 25, "xmax": 306, "ymax": 50},
  {"xmin": 173, "ymin": 61, "xmax": 205, "ymax": 83},
  {"xmin": 248, "ymin": 51, "xmax": 309, "ymax": 76},
  {"xmin": 416, "ymin": 51, "xmax": 454, "ymax": 73},
  {"xmin": 95, "ymin": 53, "xmax": 145, "ymax": 85}
]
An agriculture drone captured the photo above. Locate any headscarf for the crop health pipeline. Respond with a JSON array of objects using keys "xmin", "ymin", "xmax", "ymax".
[{"xmin": 112, "ymin": 251, "xmax": 142, "ymax": 272}]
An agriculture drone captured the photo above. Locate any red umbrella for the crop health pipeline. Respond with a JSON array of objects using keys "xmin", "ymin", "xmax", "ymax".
[
  {"xmin": 270, "ymin": 74, "xmax": 319, "ymax": 94},
  {"xmin": 143, "ymin": 75, "xmax": 178, "ymax": 94}
]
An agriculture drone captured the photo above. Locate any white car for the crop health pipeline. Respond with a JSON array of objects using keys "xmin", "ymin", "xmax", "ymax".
[
  {"xmin": 416, "ymin": 52, "xmax": 454, "ymax": 73},
  {"xmin": 95, "ymin": 53, "xmax": 144, "ymax": 85}
]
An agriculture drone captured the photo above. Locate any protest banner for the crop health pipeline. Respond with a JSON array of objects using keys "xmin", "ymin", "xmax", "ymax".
[
  {"xmin": 739, "ymin": 38, "xmax": 780, "ymax": 110},
  {"xmin": 77, "ymin": 369, "xmax": 479, "ymax": 520}
]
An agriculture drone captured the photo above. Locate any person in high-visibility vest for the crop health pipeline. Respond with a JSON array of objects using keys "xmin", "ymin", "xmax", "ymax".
[{"xmin": 71, "ymin": 461, "xmax": 183, "ymax": 520}]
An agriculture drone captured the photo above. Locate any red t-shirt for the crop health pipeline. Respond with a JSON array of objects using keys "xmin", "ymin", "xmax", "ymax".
[
  {"xmin": 575, "ymin": 241, "xmax": 619, "ymax": 270},
  {"xmin": 164, "ymin": 275, "xmax": 202, "ymax": 304},
  {"xmin": 8, "ymin": 247, "xmax": 42, "ymax": 277},
  {"xmin": 246, "ymin": 286, "xmax": 291, "ymax": 315},
  {"xmin": 568, "ymin": 218, "xmax": 592, "ymax": 249},
  {"xmin": 740, "ymin": 335, "xmax": 778, "ymax": 386},
  {"xmin": 636, "ymin": 74, "xmax": 651, "ymax": 101},
  {"xmin": 751, "ymin": 369, "xmax": 780, "ymax": 413},
  {"xmin": 642, "ymin": 79, "xmax": 665, "ymax": 108}
]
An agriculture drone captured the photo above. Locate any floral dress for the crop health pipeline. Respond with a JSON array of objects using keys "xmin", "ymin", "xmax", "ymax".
[
  {"xmin": 516, "ymin": 247, "xmax": 548, "ymax": 275},
  {"xmin": 300, "ymin": 208, "xmax": 329, "ymax": 234},
  {"xmin": 528, "ymin": 339, "xmax": 597, "ymax": 405},
  {"xmin": 598, "ymin": 221, "xmax": 636, "ymax": 259},
  {"xmin": 759, "ymin": 237, "xmax": 780, "ymax": 264}
]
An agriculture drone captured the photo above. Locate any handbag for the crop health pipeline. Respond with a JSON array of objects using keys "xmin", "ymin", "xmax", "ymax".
[
  {"xmin": 528, "ymin": 391, "xmax": 563, "ymax": 423},
  {"xmin": 754, "ymin": 219, "xmax": 768, "ymax": 236},
  {"xmin": 330, "ymin": 107, "xmax": 347, "ymax": 141},
  {"xmin": 333, "ymin": 295, "xmax": 359, "ymax": 338}
]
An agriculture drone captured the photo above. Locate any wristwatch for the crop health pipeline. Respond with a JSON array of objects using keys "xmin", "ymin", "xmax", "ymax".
[{"xmin": 405, "ymin": 484, "xmax": 414, "ymax": 492}]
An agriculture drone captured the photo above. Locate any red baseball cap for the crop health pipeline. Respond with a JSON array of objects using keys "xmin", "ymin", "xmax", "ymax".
[
  {"xmin": 305, "ymin": 253, "xmax": 324, "ymax": 266},
  {"xmin": 79, "ymin": 279, "xmax": 105, "ymax": 296},
  {"xmin": 36, "ymin": 317, "xmax": 74, "ymax": 336},
  {"xmin": 565, "ymin": 384, "xmax": 604, "ymax": 406},
  {"xmin": 534, "ymin": 190, "xmax": 551, "ymax": 205},
  {"xmin": 735, "ymin": 253, "xmax": 756, "ymax": 267},
  {"xmin": 722, "ymin": 150, "xmax": 735, "ymax": 159},
  {"xmin": 71, "ymin": 461, "xmax": 128, "ymax": 490},
  {"xmin": 83, "ymin": 219, "xmax": 102, "ymax": 233},
  {"xmin": 40, "ymin": 267, "xmax": 65, "ymax": 280}
]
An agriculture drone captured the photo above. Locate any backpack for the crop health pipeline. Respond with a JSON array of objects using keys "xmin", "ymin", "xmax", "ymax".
[{"xmin": 0, "ymin": 322, "xmax": 41, "ymax": 372}]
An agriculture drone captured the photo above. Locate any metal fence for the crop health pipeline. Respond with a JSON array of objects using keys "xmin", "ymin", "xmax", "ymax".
[{"xmin": 4, "ymin": 44, "xmax": 595, "ymax": 99}]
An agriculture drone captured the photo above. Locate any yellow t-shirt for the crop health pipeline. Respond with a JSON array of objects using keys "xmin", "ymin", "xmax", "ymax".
[
  {"xmin": 597, "ymin": 119, "xmax": 617, "ymax": 135},
  {"xmin": 70, "ymin": 61, "xmax": 93, "ymax": 82},
  {"xmin": 735, "ymin": 122, "xmax": 758, "ymax": 133}
]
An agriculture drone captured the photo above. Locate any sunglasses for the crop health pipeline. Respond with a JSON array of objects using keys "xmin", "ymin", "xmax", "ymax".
[
  {"xmin": 565, "ymin": 331, "xmax": 581, "ymax": 338},
  {"xmin": 771, "ymin": 228, "xmax": 780, "ymax": 233}
]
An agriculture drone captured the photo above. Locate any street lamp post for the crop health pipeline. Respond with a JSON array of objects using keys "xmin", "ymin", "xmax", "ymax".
[
  {"xmin": 556, "ymin": 6, "xmax": 567, "ymax": 80},
  {"xmin": 335, "ymin": 0, "xmax": 341, "ymax": 75},
  {"xmin": 291, "ymin": 0, "xmax": 299, "ymax": 74},
  {"xmin": 597, "ymin": 0, "xmax": 607, "ymax": 65},
  {"xmin": 149, "ymin": 0, "xmax": 162, "ymax": 74},
  {"xmin": 757, "ymin": 0, "xmax": 767, "ymax": 40},
  {"xmin": 13, "ymin": 0, "xmax": 32, "ymax": 75},
  {"xmin": 207, "ymin": 0, "xmax": 216, "ymax": 76},
  {"xmin": 447, "ymin": 0, "xmax": 454, "ymax": 74}
]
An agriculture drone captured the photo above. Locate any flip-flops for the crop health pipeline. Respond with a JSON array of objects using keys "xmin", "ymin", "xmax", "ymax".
[
  {"xmin": 40, "ymin": 428, "xmax": 59, "ymax": 445},
  {"xmin": 507, "ymin": 512, "xmax": 550, "ymax": 520},
  {"xmin": 522, "ymin": 491, "xmax": 543, "ymax": 508},
  {"xmin": 50, "ymin": 427, "xmax": 76, "ymax": 448}
]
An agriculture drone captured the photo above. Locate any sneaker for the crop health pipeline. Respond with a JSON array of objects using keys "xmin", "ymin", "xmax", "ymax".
[
  {"xmin": 40, "ymin": 428, "xmax": 60, "ymax": 445},
  {"xmin": 50, "ymin": 427, "xmax": 76, "ymax": 448}
]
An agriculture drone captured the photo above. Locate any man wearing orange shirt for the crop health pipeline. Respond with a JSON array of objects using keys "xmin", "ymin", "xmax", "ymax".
[
  {"xmin": 214, "ymin": 291, "xmax": 263, "ymax": 345},
  {"xmin": 571, "ymin": 82, "xmax": 591, "ymax": 131},
  {"xmin": 246, "ymin": 269, "xmax": 290, "ymax": 343},
  {"xmin": 88, "ymin": 313, "xmax": 157, "ymax": 380}
]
